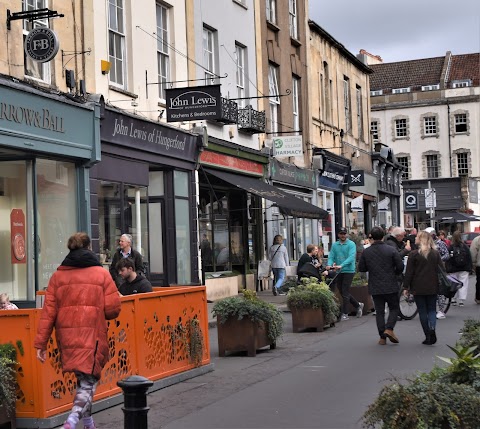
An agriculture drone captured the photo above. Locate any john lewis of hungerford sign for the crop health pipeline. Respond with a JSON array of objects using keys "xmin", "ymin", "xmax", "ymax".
[
  {"xmin": 166, "ymin": 84, "xmax": 221, "ymax": 122},
  {"xmin": 268, "ymin": 135, "xmax": 303, "ymax": 158}
]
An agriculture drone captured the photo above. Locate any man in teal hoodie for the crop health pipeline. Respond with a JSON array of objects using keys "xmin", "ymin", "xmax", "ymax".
[{"xmin": 327, "ymin": 227, "xmax": 364, "ymax": 321}]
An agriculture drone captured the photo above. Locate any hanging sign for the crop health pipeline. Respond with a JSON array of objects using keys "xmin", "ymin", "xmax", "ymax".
[
  {"xmin": 24, "ymin": 28, "xmax": 60, "ymax": 63},
  {"xmin": 166, "ymin": 84, "xmax": 221, "ymax": 122},
  {"xmin": 269, "ymin": 135, "xmax": 303, "ymax": 158},
  {"xmin": 11, "ymin": 209, "xmax": 26, "ymax": 264}
]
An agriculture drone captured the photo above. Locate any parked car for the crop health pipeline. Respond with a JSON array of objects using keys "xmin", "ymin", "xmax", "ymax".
[{"xmin": 461, "ymin": 232, "xmax": 480, "ymax": 247}]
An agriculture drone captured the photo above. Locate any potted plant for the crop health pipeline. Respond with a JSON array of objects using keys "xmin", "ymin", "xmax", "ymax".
[
  {"xmin": 0, "ymin": 342, "xmax": 17, "ymax": 426},
  {"xmin": 286, "ymin": 277, "xmax": 339, "ymax": 332},
  {"xmin": 212, "ymin": 290, "xmax": 284, "ymax": 357},
  {"xmin": 362, "ymin": 319, "xmax": 480, "ymax": 429}
]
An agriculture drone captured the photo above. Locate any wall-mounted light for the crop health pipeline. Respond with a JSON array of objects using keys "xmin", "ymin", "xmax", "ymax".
[{"xmin": 340, "ymin": 129, "xmax": 345, "ymax": 139}]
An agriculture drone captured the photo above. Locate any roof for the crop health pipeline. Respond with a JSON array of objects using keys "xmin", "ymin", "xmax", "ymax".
[
  {"xmin": 369, "ymin": 52, "xmax": 480, "ymax": 91},
  {"xmin": 369, "ymin": 56, "xmax": 445, "ymax": 90}
]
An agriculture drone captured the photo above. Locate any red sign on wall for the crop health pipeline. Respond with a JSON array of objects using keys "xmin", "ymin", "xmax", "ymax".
[
  {"xmin": 11, "ymin": 209, "xmax": 26, "ymax": 264},
  {"xmin": 200, "ymin": 151, "xmax": 264, "ymax": 175}
]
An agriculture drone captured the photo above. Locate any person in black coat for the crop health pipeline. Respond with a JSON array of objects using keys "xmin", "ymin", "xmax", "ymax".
[
  {"xmin": 446, "ymin": 230, "xmax": 473, "ymax": 306},
  {"xmin": 116, "ymin": 258, "xmax": 153, "ymax": 296},
  {"xmin": 384, "ymin": 227, "xmax": 411, "ymax": 258},
  {"xmin": 358, "ymin": 226, "xmax": 405, "ymax": 345}
]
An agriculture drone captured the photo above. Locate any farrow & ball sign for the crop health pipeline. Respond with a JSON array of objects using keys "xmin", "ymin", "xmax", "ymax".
[
  {"xmin": 166, "ymin": 84, "xmax": 221, "ymax": 122},
  {"xmin": 24, "ymin": 28, "xmax": 60, "ymax": 63}
]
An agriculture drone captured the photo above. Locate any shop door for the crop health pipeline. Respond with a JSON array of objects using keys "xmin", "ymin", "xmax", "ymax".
[
  {"xmin": 148, "ymin": 198, "xmax": 166, "ymax": 284},
  {"xmin": 0, "ymin": 160, "xmax": 31, "ymax": 302}
]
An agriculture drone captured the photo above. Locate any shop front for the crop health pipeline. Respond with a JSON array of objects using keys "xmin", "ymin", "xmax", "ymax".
[
  {"xmin": 94, "ymin": 107, "xmax": 201, "ymax": 286},
  {"xmin": 314, "ymin": 149, "xmax": 351, "ymax": 253},
  {"xmin": 0, "ymin": 78, "xmax": 101, "ymax": 306},
  {"xmin": 347, "ymin": 171, "xmax": 378, "ymax": 235},
  {"xmin": 267, "ymin": 159, "xmax": 321, "ymax": 261}
]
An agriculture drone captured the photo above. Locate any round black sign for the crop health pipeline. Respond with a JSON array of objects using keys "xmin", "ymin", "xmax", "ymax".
[{"xmin": 24, "ymin": 28, "xmax": 59, "ymax": 63}]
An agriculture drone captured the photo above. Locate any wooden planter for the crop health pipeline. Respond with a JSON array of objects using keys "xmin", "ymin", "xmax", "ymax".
[
  {"xmin": 290, "ymin": 307, "xmax": 325, "ymax": 333},
  {"xmin": 217, "ymin": 316, "xmax": 276, "ymax": 357},
  {"xmin": 348, "ymin": 285, "xmax": 374, "ymax": 315},
  {"xmin": 0, "ymin": 404, "xmax": 16, "ymax": 429}
]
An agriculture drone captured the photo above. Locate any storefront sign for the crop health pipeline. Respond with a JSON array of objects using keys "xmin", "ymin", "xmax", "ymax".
[
  {"xmin": 166, "ymin": 85, "xmax": 221, "ymax": 122},
  {"xmin": 11, "ymin": 209, "xmax": 26, "ymax": 264},
  {"xmin": 200, "ymin": 150, "xmax": 263, "ymax": 175},
  {"xmin": 404, "ymin": 191, "xmax": 419, "ymax": 211},
  {"xmin": 0, "ymin": 101, "xmax": 65, "ymax": 133},
  {"xmin": 101, "ymin": 109, "xmax": 198, "ymax": 162},
  {"xmin": 318, "ymin": 159, "xmax": 349, "ymax": 191},
  {"xmin": 270, "ymin": 159, "xmax": 315, "ymax": 188},
  {"xmin": 349, "ymin": 170, "xmax": 365, "ymax": 186},
  {"xmin": 24, "ymin": 28, "xmax": 60, "ymax": 63},
  {"xmin": 269, "ymin": 135, "xmax": 303, "ymax": 157}
]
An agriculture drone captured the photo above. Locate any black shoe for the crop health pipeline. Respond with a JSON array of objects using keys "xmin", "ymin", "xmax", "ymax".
[
  {"xmin": 272, "ymin": 287, "xmax": 278, "ymax": 296},
  {"xmin": 429, "ymin": 330, "xmax": 437, "ymax": 345}
]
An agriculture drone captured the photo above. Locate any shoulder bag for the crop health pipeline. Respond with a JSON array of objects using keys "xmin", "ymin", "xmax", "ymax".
[{"xmin": 437, "ymin": 264, "xmax": 463, "ymax": 298}]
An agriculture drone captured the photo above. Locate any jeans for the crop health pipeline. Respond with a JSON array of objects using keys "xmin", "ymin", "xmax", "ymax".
[
  {"xmin": 414, "ymin": 294, "xmax": 437, "ymax": 335},
  {"xmin": 372, "ymin": 293, "xmax": 400, "ymax": 338},
  {"xmin": 336, "ymin": 273, "xmax": 358, "ymax": 314},
  {"xmin": 272, "ymin": 268, "xmax": 286, "ymax": 290}
]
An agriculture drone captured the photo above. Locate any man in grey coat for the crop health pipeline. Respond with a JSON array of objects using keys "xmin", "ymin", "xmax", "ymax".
[{"xmin": 358, "ymin": 226, "xmax": 405, "ymax": 345}]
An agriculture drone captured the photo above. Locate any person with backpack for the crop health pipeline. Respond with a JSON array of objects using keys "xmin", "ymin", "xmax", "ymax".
[
  {"xmin": 446, "ymin": 230, "xmax": 472, "ymax": 306},
  {"xmin": 268, "ymin": 234, "xmax": 289, "ymax": 296}
]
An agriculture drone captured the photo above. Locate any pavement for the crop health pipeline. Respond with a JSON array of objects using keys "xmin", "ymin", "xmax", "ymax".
[{"xmin": 48, "ymin": 284, "xmax": 480, "ymax": 429}]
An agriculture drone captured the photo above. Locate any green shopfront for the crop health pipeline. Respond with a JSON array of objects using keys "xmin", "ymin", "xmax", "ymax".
[{"xmin": 0, "ymin": 78, "xmax": 100, "ymax": 306}]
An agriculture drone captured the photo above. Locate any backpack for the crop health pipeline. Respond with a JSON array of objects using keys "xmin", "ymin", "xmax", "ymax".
[{"xmin": 451, "ymin": 245, "xmax": 468, "ymax": 267}]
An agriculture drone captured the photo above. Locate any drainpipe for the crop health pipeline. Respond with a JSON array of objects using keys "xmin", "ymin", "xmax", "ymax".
[{"xmin": 447, "ymin": 101, "xmax": 452, "ymax": 177}]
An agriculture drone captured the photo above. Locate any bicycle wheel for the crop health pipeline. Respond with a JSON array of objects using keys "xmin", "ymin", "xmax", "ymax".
[{"xmin": 399, "ymin": 291, "xmax": 418, "ymax": 320}]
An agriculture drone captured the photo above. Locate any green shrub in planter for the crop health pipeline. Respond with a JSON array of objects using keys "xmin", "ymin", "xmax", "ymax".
[
  {"xmin": 212, "ymin": 290, "xmax": 284, "ymax": 342},
  {"xmin": 457, "ymin": 318, "xmax": 480, "ymax": 353},
  {"xmin": 286, "ymin": 277, "xmax": 339, "ymax": 325},
  {"xmin": 0, "ymin": 343, "xmax": 18, "ymax": 417},
  {"xmin": 363, "ymin": 341, "xmax": 480, "ymax": 429}
]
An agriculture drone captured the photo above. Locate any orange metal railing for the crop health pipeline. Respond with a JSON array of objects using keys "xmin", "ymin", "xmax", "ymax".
[{"xmin": 0, "ymin": 286, "xmax": 210, "ymax": 419}]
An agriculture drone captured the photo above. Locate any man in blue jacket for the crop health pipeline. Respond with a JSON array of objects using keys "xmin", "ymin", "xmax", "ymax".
[{"xmin": 327, "ymin": 227, "xmax": 364, "ymax": 321}]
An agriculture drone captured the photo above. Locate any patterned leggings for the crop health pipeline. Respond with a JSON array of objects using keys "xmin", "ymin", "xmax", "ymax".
[{"xmin": 67, "ymin": 372, "xmax": 98, "ymax": 426}]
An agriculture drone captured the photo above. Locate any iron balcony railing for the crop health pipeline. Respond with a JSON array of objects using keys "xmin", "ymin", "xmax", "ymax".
[
  {"xmin": 238, "ymin": 105, "xmax": 266, "ymax": 134},
  {"xmin": 215, "ymin": 97, "xmax": 238, "ymax": 124}
]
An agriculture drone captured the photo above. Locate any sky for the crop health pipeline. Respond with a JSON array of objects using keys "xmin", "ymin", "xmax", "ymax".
[{"xmin": 309, "ymin": 0, "xmax": 480, "ymax": 63}]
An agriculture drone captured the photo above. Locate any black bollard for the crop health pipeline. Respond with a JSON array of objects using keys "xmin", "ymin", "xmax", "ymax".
[{"xmin": 117, "ymin": 375, "xmax": 154, "ymax": 429}]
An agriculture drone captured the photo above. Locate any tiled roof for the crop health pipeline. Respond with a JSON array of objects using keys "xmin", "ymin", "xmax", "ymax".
[
  {"xmin": 369, "ymin": 57, "xmax": 445, "ymax": 91},
  {"xmin": 448, "ymin": 53, "xmax": 480, "ymax": 86}
]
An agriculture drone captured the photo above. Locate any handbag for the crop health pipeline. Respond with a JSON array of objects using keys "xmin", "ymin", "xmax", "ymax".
[{"xmin": 437, "ymin": 266, "xmax": 463, "ymax": 298}]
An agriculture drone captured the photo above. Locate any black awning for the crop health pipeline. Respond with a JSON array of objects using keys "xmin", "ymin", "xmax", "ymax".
[{"xmin": 204, "ymin": 168, "xmax": 328, "ymax": 220}]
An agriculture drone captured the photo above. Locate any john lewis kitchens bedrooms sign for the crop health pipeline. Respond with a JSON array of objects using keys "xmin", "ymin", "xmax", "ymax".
[
  {"xmin": 166, "ymin": 84, "xmax": 221, "ymax": 122},
  {"xmin": 24, "ymin": 28, "xmax": 60, "ymax": 62}
]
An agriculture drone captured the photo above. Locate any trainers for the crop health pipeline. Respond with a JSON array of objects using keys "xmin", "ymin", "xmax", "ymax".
[
  {"xmin": 356, "ymin": 302, "xmax": 364, "ymax": 318},
  {"xmin": 341, "ymin": 314, "xmax": 349, "ymax": 321},
  {"xmin": 459, "ymin": 300, "xmax": 464, "ymax": 307},
  {"xmin": 436, "ymin": 311, "xmax": 446, "ymax": 319},
  {"xmin": 272, "ymin": 287, "xmax": 278, "ymax": 296},
  {"xmin": 61, "ymin": 423, "xmax": 74, "ymax": 429},
  {"xmin": 278, "ymin": 292, "xmax": 286, "ymax": 296},
  {"xmin": 378, "ymin": 338, "xmax": 387, "ymax": 345},
  {"xmin": 451, "ymin": 299, "xmax": 457, "ymax": 306},
  {"xmin": 384, "ymin": 329, "xmax": 399, "ymax": 344},
  {"xmin": 475, "ymin": 299, "xmax": 480, "ymax": 304},
  {"xmin": 371, "ymin": 310, "xmax": 377, "ymax": 316},
  {"xmin": 84, "ymin": 425, "xmax": 97, "ymax": 429}
]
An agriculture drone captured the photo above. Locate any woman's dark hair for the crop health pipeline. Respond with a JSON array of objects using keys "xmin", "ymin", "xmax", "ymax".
[
  {"xmin": 369, "ymin": 226, "xmax": 385, "ymax": 241},
  {"xmin": 451, "ymin": 230, "xmax": 463, "ymax": 246},
  {"xmin": 67, "ymin": 232, "xmax": 91, "ymax": 250}
]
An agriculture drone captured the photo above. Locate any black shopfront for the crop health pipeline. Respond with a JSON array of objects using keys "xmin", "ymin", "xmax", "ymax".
[{"xmin": 91, "ymin": 107, "xmax": 201, "ymax": 286}]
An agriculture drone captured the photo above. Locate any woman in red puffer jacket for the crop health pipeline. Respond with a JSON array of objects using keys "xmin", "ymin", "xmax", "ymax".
[{"xmin": 34, "ymin": 232, "xmax": 121, "ymax": 429}]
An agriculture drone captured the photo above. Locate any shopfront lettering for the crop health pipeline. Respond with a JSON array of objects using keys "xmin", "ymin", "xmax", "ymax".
[
  {"xmin": 12, "ymin": 222, "xmax": 24, "ymax": 227},
  {"xmin": 112, "ymin": 118, "xmax": 148, "ymax": 141},
  {"xmin": 169, "ymin": 91, "xmax": 217, "ymax": 110},
  {"xmin": 0, "ymin": 102, "xmax": 64, "ymax": 133},
  {"xmin": 322, "ymin": 170, "xmax": 344, "ymax": 181}
]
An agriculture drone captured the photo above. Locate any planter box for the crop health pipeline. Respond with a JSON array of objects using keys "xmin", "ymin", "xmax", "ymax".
[
  {"xmin": 290, "ymin": 307, "xmax": 325, "ymax": 333},
  {"xmin": 349, "ymin": 285, "xmax": 374, "ymax": 315},
  {"xmin": 0, "ymin": 404, "xmax": 16, "ymax": 429},
  {"xmin": 217, "ymin": 316, "xmax": 276, "ymax": 357}
]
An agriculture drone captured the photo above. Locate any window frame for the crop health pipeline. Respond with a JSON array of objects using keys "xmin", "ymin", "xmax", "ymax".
[
  {"xmin": 421, "ymin": 84, "xmax": 440, "ymax": 91},
  {"xmin": 370, "ymin": 90, "xmax": 383, "ymax": 96},
  {"xmin": 292, "ymin": 76, "xmax": 299, "ymax": 135},
  {"xmin": 288, "ymin": 0, "xmax": 298, "ymax": 39},
  {"xmin": 266, "ymin": 0, "xmax": 277, "ymax": 24},
  {"xmin": 23, "ymin": 0, "xmax": 51, "ymax": 83},
  {"xmin": 395, "ymin": 118, "xmax": 407, "ymax": 138},
  {"xmin": 343, "ymin": 76, "xmax": 351, "ymax": 134},
  {"xmin": 156, "ymin": 3, "xmax": 170, "ymax": 101},
  {"xmin": 108, "ymin": 0, "xmax": 126, "ymax": 88},
  {"xmin": 392, "ymin": 87, "xmax": 411, "ymax": 94},
  {"xmin": 202, "ymin": 26, "xmax": 217, "ymax": 85},
  {"xmin": 268, "ymin": 64, "xmax": 280, "ymax": 135},
  {"xmin": 235, "ymin": 43, "xmax": 246, "ymax": 108},
  {"xmin": 370, "ymin": 120, "xmax": 379, "ymax": 142},
  {"xmin": 356, "ymin": 85, "xmax": 363, "ymax": 142},
  {"xmin": 452, "ymin": 80, "xmax": 471, "ymax": 88},
  {"xmin": 397, "ymin": 156, "xmax": 410, "ymax": 180},
  {"xmin": 457, "ymin": 152, "xmax": 469, "ymax": 176},
  {"xmin": 454, "ymin": 113, "xmax": 467, "ymax": 134},
  {"xmin": 426, "ymin": 154, "xmax": 439, "ymax": 178},
  {"xmin": 424, "ymin": 116, "xmax": 437, "ymax": 135}
]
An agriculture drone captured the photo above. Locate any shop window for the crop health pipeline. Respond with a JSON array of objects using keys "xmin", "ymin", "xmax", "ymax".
[
  {"xmin": 98, "ymin": 182, "xmax": 148, "ymax": 271},
  {"xmin": 37, "ymin": 159, "xmax": 78, "ymax": 291},
  {"xmin": 174, "ymin": 171, "xmax": 191, "ymax": 284}
]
